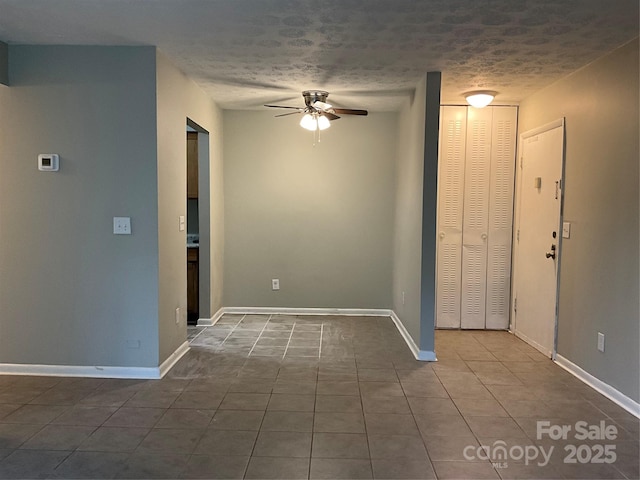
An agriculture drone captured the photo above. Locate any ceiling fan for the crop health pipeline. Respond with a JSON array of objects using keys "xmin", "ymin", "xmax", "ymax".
[{"xmin": 265, "ymin": 90, "xmax": 368, "ymax": 131}]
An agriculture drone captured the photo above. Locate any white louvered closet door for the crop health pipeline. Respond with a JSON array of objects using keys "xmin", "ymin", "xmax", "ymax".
[
  {"xmin": 436, "ymin": 107, "xmax": 467, "ymax": 328},
  {"xmin": 460, "ymin": 108, "xmax": 493, "ymax": 329},
  {"xmin": 436, "ymin": 106, "xmax": 517, "ymax": 330},
  {"xmin": 485, "ymin": 107, "xmax": 517, "ymax": 329}
]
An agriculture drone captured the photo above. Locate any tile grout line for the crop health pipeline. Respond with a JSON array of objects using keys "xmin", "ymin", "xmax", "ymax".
[
  {"xmin": 356, "ymin": 360, "xmax": 375, "ymax": 479},
  {"xmin": 247, "ymin": 315, "xmax": 272, "ymax": 357},
  {"xmin": 281, "ymin": 320, "xmax": 296, "ymax": 360},
  {"xmin": 189, "ymin": 318, "xmax": 226, "ymax": 345},
  {"xmin": 245, "ymin": 368, "xmax": 271, "ymax": 480},
  {"xmin": 188, "ymin": 325, "xmax": 210, "ymax": 344},
  {"xmin": 441, "ymin": 357, "xmax": 509, "ymax": 476},
  {"xmin": 309, "ymin": 322, "xmax": 324, "ymax": 479},
  {"xmin": 50, "ymin": 451, "xmax": 75, "ymax": 478},
  {"xmin": 217, "ymin": 314, "xmax": 245, "ymax": 348},
  {"xmin": 8, "ymin": 320, "xmax": 631, "ymax": 480}
]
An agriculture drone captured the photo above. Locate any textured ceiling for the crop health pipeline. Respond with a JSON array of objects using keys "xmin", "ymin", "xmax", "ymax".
[{"xmin": 0, "ymin": 0, "xmax": 637, "ymax": 111}]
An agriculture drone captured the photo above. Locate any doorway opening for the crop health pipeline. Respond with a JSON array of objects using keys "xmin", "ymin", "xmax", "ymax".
[{"xmin": 186, "ymin": 119, "xmax": 211, "ymax": 325}]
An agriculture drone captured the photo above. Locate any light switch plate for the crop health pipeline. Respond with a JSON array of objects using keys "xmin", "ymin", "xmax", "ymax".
[
  {"xmin": 562, "ymin": 222, "xmax": 571, "ymax": 239},
  {"xmin": 113, "ymin": 217, "xmax": 131, "ymax": 235},
  {"xmin": 179, "ymin": 215, "xmax": 186, "ymax": 232}
]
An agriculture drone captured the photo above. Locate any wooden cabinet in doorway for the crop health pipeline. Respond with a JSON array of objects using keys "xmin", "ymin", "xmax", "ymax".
[
  {"xmin": 187, "ymin": 247, "xmax": 199, "ymax": 324},
  {"xmin": 187, "ymin": 132, "xmax": 199, "ymax": 199}
]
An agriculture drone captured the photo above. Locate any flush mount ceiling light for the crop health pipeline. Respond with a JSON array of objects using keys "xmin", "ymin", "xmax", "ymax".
[{"xmin": 465, "ymin": 90, "xmax": 497, "ymax": 108}]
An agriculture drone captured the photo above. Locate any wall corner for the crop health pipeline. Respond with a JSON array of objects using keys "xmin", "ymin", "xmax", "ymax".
[
  {"xmin": 420, "ymin": 71, "xmax": 441, "ymax": 353},
  {"xmin": 0, "ymin": 41, "xmax": 8, "ymax": 86}
]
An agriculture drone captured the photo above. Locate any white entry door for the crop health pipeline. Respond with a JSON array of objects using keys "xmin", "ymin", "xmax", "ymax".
[{"xmin": 512, "ymin": 119, "xmax": 565, "ymax": 357}]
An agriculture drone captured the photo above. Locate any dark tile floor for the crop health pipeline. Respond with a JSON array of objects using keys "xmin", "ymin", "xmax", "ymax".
[{"xmin": 0, "ymin": 314, "xmax": 636, "ymax": 479}]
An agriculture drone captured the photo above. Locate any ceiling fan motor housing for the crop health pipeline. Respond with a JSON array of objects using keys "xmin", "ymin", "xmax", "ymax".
[{"xmin": 302, "ymin": 90, "xmax": 329, "ymax": 107}]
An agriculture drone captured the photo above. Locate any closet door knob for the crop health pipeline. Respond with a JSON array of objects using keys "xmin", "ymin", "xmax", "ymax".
[
  {"xmin": 439, "ymin": 232, "xmax": 445, "ymax": 239},
  {"xmin": 481, "ymin": 233, "xmax": 488, "ymax": 240}
]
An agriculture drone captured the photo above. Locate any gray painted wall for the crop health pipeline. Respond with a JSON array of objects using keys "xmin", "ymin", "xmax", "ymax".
[
  {"xmin": 156, "ymin": 52, "xmax": 225, "ymax": 363},
  {"xmin": 223, "ymin": 111, "xmax": 396, "ymax": 309},
  {"xmin": 392, "ymin": 76, "xmax": 427, "ymax": 346},
  {"xmin": 0, "ymin": 46, "xmax": 160, "ymax": 367},
  {"xmin": 518, "ymin": 39, "xmax": 639, "ymax": 401}
]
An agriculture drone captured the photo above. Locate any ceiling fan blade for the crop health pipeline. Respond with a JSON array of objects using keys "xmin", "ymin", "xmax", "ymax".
[
  {"xmin": 321, "ymin": 111, "xmax": 340, "ymax": 121},
  {"xmin": 274, "ymin": 111, "xmax": 302, "ymax": 117},
  {"xmin": 264, "ymin": 105, "xmax": 304, "ymax": 110},
  {"xmin": 313, "ymin": 100, "xmax": 333, "ymax": 111},
  {"xmin": 332, "ymin": 108, "xmax": 368, "ymax": 116}
]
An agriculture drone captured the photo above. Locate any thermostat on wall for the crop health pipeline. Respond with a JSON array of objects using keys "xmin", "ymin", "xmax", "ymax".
[{"xmin": 38, "ymin": 154, "xmax": 59, "ymax": 172}]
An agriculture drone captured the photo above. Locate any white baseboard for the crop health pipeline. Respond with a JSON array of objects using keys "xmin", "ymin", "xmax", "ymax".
[
  {"xmin": 389, "ymin": 311, "xmax": 437, "ymax": 362},
  {"xmin": 198, "ymin": 307, "xmax": 435, "ymax": 362},
  {"xmin": 210, "ymin": 308, "xmax": 225, "ymax": 325},
  {"xmin": 198, "ymin": 307, "xmax": 393, "ymax": 324},
  {"xmin": 197, "ymin": 308, "xmax": 224, "ymax": 327},
  {"xmin": 0, "ymin": 341, "xmax": 191, "ymax": 380},
  {"xmin": 220, "ymin": 306, "xmax": 394, "ymax": 317},
  {"xmin": 417, "ymin": 350, "xmax": 437, "ymax": 361},
  {"xmin": 0, "ymin": 363, "xmax": 162, "ymax": 379},
  {"xmin": 555, "ymin": 354, "xmax": 640, "ymax": 419},
  {"xmin": 513, "ymin": 329, "xmax": 553, "ymax": 358},
  {"xmin": 158, "ymin": 341, "xmax": 190, "ymax": 378}
]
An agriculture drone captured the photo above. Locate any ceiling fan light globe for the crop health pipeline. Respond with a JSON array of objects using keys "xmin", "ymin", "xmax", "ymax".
[
  {"xmin": 317, "ymin": 115, "xmax": 331, "ymax": 130},
  {"xmin": 300, "ymin": 113, "xmax": 318, "ymax": 131}
]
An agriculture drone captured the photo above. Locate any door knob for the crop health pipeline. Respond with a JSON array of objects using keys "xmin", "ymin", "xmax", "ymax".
[{"xmin": 546, "ymin": 244, "xmax": 556, "ymax": 259}]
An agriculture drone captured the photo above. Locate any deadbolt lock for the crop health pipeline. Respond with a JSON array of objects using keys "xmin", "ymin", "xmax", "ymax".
[{"xmin": 545, "ymin": 244, "xmax": 556, "ymax": 260}]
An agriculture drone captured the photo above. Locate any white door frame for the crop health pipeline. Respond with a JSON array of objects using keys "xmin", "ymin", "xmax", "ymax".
[{"xmin": 511, "ymin": 118, "xmax": 566, "ymax": 359}]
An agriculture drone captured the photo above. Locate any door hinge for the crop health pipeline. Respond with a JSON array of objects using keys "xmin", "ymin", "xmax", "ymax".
[
  {"xmin": 514, "ymin": 297, "xmax": 517, "ymax": 313},
  {"xmin": 520, "ymin": 157, "xmax": 523, "ymax": 168},
  {"xmin": 517, "ymin": 229, "xmax": 520, "ymax": 242}
]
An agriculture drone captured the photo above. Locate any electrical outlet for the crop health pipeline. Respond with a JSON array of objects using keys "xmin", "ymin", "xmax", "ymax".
[
  {"xmin": 113, "ymin": 217, "xmax": 131, "ymax": 235},
  {"xmin": 597, "ymin": 332, "xmax": 605, "ymax": 352},
  {"xmin": 175, "ymin": 307, "xmax": 181, "ymax": 324},
  {"xmin": 272, "ymin": 279, "xmax": 280, "ymax": 290}
]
